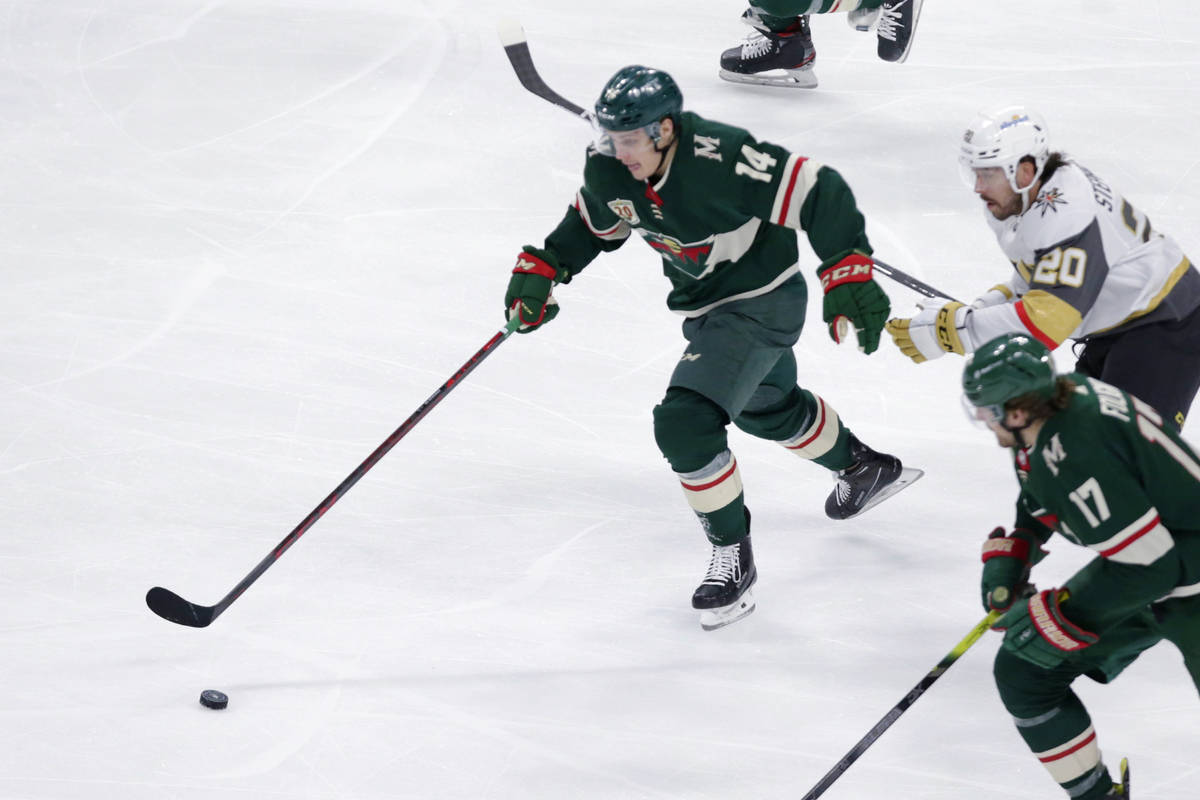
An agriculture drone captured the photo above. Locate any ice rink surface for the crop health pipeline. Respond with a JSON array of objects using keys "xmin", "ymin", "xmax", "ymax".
[{"xmin": 1, "ymin": 1, "xmax": 1197, "ymax": 798}]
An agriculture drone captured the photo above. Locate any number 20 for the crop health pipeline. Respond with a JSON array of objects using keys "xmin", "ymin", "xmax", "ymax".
[{"xmin": 1032, "ymin": 246, "xmax": 1087, "ymax": 288}]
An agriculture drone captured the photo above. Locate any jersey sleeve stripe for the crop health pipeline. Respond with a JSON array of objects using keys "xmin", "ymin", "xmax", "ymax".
[
  {"xmin": 1093, "ymin": 508, "xmax": 1174, "ymax": 565},
  {"xmin": 1089, "ymin": 256, "xmax": 1194, "ymax": 335},
  {"xmin": 574, "ymin": 194, "xmax": 630, "ymax": 242},
  {"xmin": 1014, "ymin": 290, "xmax": 1079, "ymax": 348},
  {"xmin": 770, "ymin": 155, "xmax": 818, "ymax": 230}
]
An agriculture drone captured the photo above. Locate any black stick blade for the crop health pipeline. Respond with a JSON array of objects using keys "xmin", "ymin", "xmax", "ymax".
[{"xmin": 146, "ymin": 586, "xmax": 216, "ymax": 628}]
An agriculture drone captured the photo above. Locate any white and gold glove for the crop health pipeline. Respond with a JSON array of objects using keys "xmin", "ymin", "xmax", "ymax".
[{"xmin": 885, "ymin": 301, "xmax": 969, "ymax": 364}]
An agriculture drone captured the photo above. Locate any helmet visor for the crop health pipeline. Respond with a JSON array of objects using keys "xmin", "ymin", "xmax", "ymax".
[
  {"xmin": 961, "ymin": 393, "xmax": 1004, "ymax": 430},
  {"xmin": 591, "ymin": 120, "xmax": 662, "ymax": 157}
]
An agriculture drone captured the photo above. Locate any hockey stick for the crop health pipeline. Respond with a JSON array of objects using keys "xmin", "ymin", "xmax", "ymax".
[
  {"xmin": 498, "ymin": 19, "xmax": 594, "ymax": 124},
  {"xmin": 873, "ymin": 258, "xmax": 958, "ymax": 302},
  {"xmin": 799, "ymin": 609, "xmax": 1002, "ymax": 800},
  {"xmin": 496, "ymin": 24, "xmax": 959, "ymax": 308},
  {"xmin": 146, "ymin": 316, "xmax": 524, "ymax": 628}
]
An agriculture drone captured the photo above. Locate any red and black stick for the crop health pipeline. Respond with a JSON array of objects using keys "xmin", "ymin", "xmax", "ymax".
[{"xmin": 146, "ymin": 317, "xmax": 522, "ymax": 628}]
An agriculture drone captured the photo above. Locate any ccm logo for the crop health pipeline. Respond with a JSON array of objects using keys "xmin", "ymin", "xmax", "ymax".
[{"xmin": 821, "ymin": 259, "xmax": 873, "ymax": 291}]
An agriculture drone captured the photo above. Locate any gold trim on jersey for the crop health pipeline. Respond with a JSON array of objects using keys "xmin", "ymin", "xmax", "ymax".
[
  {"xmin": 990, "ymin": 283, "xmax": 1015, "ymax": 300},
  {"xmin": 1017, "ymin": 290, "xmax": 1082, "ymax": 345},
  {"xmin": 1089, "ymin": 257, "xmax": 1193, "ymax": 335}
]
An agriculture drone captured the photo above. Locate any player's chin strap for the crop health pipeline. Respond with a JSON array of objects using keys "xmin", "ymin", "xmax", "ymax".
[
  {"xmin": 1005, "ymin": 417, "xmax": 1040, "ymax": 449},
  {"xmin": 1017, "ymin": 177, "xmax": 1041, "ymax": 214}
]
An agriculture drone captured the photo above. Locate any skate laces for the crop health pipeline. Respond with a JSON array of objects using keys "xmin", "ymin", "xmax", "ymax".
[
  {"xmin": 877, "ymin": 0, "xmax": 906, "ymax": 42},
  {"xmin": 701, "ymin": 544, "xmax": 741, "ymax": 585},
  {"xmin": 740, "ymin": 31, "xmax": 774, "ymax": 58}
]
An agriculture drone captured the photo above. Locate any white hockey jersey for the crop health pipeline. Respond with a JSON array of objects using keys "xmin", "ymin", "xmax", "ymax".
[{"xmin": 962, "ymin": 159, "xmax": 1200, "ymax": 351}]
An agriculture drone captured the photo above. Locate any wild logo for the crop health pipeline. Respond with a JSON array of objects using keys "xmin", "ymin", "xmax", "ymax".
[
  {"xmin": 644, "ymin": 231, "xmax": 714, "ymax": 277},
  {"xmin": 1034, "ymin": 187, "xmax": 1068, "ymax": 217}
]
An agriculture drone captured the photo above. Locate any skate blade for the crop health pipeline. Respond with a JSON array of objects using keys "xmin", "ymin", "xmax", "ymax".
[
  {"xmin": 718, "ymin": 68, "xmax": 817, "ymax": 89},
  {"xmin": 840, "ymin": 467, "xmax": 924, "ymax": 520},
  {"xmin": 698, "ymin": 590, "xmax": 756, "ymax": 631}
]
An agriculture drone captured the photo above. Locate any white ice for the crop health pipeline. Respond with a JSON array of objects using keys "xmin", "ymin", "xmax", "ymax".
[{"xmin": 1, "ymin": 1, "xmax": 1197, "ymax": 798}]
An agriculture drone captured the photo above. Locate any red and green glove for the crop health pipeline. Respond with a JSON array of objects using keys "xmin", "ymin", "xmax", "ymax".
[
  {"xmin": 818, "ymin": 253, "xmax": 891, "ymax": 354},
  {"xmin": 505, "ymin": 247, "xmax": 567, "ymax": 333},
  {"xmin": 997, "ymin": 589, "xmax": 1098, "ymax": 670},
  {"xmin": 980, "ymin": 526, "xmax": 1041, "ymax": 614}
]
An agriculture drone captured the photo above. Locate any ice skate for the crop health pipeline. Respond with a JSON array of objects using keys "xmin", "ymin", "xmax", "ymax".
[
  {"xmin": 692, "ymin": 535, "xmax": 757, "ymax": 631},
  {"xmin": 876, "ymin": 0, "xmax": 924, "ymax": 63},
  {"xmin": 1104, "ymin": 757, "xmax": 1130, "ymax": 798},
  {"xmin": 825, "ymin": 435, "xmax": 922, "ymax": 520},
  {"xmin": 718, "ymin": 11, "xmax": 817, "ymax": 89}
]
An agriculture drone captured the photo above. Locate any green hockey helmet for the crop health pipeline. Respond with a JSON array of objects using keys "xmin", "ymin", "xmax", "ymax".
[
  {"xmin": 592, "ymin": 65, "xmax": 682, "ymax": 155},
  {"xmin": 961, "ymin": 333, "xmax": 1056, "ymax": 424}
]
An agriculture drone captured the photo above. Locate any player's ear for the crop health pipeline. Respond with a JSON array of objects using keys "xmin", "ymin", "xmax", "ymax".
[
  {"xmin": 1017, "ymin": 159, "xmax": 1038, "ymax": 189},
  {"xmin": 659, "ymin": 116, "xmax": 675, "ymax": 142}
]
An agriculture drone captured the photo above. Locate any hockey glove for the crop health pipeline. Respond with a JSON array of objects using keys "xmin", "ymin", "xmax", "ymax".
[
  {"xmin": 885, "ymin": 300, "xmax": 968, "ymax": 364},
  {"xmin": 505, "ymin": 247, "xmax": 567, "ymax": 333},
  {"xmin": 980, "ymin": 526, "xmax": 1041, "ymax": 615},
  {"xmin": 998, "ymin": 589, "xmax": 1098, "ymax": 670},
  {"xmin": 818, "ymin": 253, "xmax": 891, "ymax": 354}
]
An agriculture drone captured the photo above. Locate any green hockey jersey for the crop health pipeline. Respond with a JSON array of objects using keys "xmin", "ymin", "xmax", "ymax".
[
  {"xmin": 1010, "ymin": 374, "xmax": 1200, "ymax": 633},
  {"xmin": 541, "ymin": 111, "xmax": 872, "ymax": 316}
]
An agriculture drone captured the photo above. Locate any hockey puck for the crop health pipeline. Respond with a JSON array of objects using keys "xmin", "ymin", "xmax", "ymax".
[{"xmin": 199, "ymin": 689, "xmax": 229, "ymax": 710}]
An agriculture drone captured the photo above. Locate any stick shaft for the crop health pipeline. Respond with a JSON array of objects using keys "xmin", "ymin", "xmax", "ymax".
[
  {"xmin": 800, "ymin": 611, "xmax": 1001, "ymax": 800},
  {"xmin": 872, "ymin": 258, "xmax": 959, "ymax": 302},
  {"xmin": 147, "ymin": 318, "xmax": 522, "ymax": 627}
]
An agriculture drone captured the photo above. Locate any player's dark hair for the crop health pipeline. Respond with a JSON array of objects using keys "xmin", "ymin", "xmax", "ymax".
[
  {"xmin": 1020, "ymin": 151, "xmax": 1068, "ymax": 184},
  {"xmin": 1005, "ymin": 376, "xmax": 1077, "ymax": 420}
]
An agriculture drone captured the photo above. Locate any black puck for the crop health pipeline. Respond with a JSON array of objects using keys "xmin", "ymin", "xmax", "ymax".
[{"xmin": 199, "ymin": 689, "xmax": 229, "ymax": 710}]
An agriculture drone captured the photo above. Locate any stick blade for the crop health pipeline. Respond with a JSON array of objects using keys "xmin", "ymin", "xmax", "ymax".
[
  {"xmin": 146, "ymin": 586, "xmax": 216, "ymax": 628},
  {"xmin": 497, "ymin": 17, "xmax": 526, "ymax": 48}
]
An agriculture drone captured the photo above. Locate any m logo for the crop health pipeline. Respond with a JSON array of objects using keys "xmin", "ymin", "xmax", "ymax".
[
  {"xmin": 608, "ymin": 199, "xmax": 639, "ymax": 224},
  {"xmin": 1041, "ymin": 433, "xmax": 1067, "ymax": 477},
  {"xmin": 693, "ymin": 135, "xmax": 722, "ymax": 162}
]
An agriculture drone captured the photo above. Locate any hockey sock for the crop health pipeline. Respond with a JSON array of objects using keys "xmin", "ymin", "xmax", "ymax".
[
  {"xmin": 752, "ymin": 0, "xmax": 877, "ymax": 26},
  {"xmin": 776, "ymin": 391, "xmax": 854, "ymax": 470},
  {"xmin": 1005, "ymin": 688, "xmax": 1114, "ymax": 799},
  {"xmin": 676, "ymin": 450, "xmax": 748, "ymax": 546}
]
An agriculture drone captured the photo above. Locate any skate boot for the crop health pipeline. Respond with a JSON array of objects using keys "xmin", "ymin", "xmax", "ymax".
[
  {"xmin": 692, "ymin": 534, "xmax": 757, "ymax": 631},
  {"xmin": 1103, "ymin": 757, "xmax": 1130, "ymax": 798},
  {"xmin": 719, "ymin": 11, "xmax": 817, "ymax": 89},
  {"xmin": 825, "ymin": 434, "xmax": 923, "ymax": 520},
  {"xmin": 876, "ymin": 0, "xmax": 924, "ymax": 63}
]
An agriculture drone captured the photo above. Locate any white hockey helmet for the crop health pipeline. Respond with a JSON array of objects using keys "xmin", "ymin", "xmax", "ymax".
[{"xmin": 958, "ymin": 106, "xmax": 1049, "ymax": 193}]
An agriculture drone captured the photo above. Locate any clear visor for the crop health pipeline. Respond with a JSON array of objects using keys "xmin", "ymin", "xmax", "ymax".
[
  {"xmin": 592, "ymin": 120, "xmax": 661, "ymax": 157},
  {"xmin": 958, "ymin": 162, "xmax": 1002, "ymax": 191},
  {"xmin": 961, "ymin": 394, "xmax": 1004, "ymax": 430},
  {"xmin": 958, "ymin": 161, "xmax": 1036, "ymax": 195}
]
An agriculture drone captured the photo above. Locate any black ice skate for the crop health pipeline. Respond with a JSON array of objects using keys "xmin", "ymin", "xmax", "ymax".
[
  {"xmin": 825, "ymin": 435, "xmax": 923, "ymax": 520},
  {"xmin": 719, "ymin": 11, "xmax": 817, "ymax": 89},
  {"xmin": 1104, "ymin": 757, "xmax": 1130, "ymax": 798},
  {"xmin": 876, "ymin": 0, "xmax": 924, "ymax": 63},
  {"xmin": 692, "ymin": 535, "xmax": 757, "ymax": 631}
]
